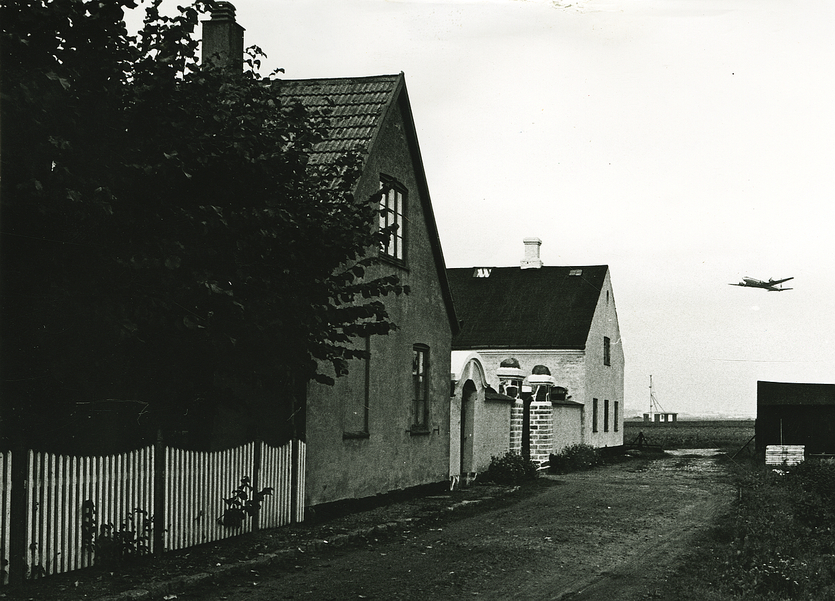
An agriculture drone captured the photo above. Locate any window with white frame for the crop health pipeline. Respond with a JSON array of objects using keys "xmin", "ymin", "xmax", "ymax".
[{"xmin": 379, "ymin": 178, "xmax": 405, "ymax": 261}]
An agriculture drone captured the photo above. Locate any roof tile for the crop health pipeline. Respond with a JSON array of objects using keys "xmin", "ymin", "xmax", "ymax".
[{"xmin": 275, "ymin": 75, "xmax": 401, "ymax": 161}]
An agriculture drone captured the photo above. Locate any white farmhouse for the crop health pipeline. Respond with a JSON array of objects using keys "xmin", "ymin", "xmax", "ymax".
[{"xmin": 448, "ymin": 238, "xmax": 625, "ymax": 471}]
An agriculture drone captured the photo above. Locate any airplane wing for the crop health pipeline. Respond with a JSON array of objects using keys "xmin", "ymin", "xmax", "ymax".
[
  {"xmin": 768, "ymin": 277, "xmax": 794, "ymax": 285},
  {"xmin": 768, "ymin": 287, "xmax": 793, "ymax": 292}
]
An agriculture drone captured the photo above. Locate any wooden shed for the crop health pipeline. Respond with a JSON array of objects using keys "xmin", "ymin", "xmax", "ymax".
[{"xmin": 756, "ymin": 380, "xmax": 835, "ymax": 456}]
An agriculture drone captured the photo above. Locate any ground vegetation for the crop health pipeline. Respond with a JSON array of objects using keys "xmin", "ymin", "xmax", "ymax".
[
  {"xmin": 623, "ymin": 419, "xmax": 755, "ymax": 453},
  {"xmin": 548, "ymin": 443, "xmax": 604, "ymax": 473},
  {"xmin": 482, "ymin": 451, "xmax": 539, "ymax": 485},
  {"xmin": 659, "ymin": 459, "xmax": 835, "ymax": 600}
]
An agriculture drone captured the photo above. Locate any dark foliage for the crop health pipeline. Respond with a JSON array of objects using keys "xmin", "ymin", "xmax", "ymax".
[
  {"xmin": 0, "ymin": 0, "xmax": 406, "ymax": 448},
  {"xmin": 549, "ymin": 444, "xmax": 604, "ymax": 474},
  {"xmin": 218, "ymin": 476, "xmax": 272, "ymax": 529},
  {"xmin": 483, "ymin": 451, "xmax": 539, "ymax": 485}
]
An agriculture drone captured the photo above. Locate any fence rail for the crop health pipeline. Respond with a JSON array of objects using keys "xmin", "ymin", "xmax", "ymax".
[{"xmin": 0, "ymin": 439, "xmax": 305, "ymax": 584}]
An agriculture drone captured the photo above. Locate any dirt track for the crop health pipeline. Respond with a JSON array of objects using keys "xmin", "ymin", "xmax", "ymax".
[{"xmin": 191, "ymin": 451, "xmax": 735, "ymax": 600}]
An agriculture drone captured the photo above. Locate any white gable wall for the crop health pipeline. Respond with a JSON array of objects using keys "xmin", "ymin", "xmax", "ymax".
[{"xmin": 582, "ymin": 269, "xmax": 625, "ymax": 448}]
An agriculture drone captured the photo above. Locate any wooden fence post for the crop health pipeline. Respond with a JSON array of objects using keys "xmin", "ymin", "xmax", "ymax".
[
  {"xmin": 290, "ymin": 439, "xmax": 299, "ymax": 524},
  {"xmin": 252, "ymin": 439, "xmax": 262, "ymax": 532},
  {"xmin": 8, "ymin": 444, "xmax": 27, "ymax": 585}
]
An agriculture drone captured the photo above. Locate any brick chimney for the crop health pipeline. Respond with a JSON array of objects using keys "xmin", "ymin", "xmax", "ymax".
[
  {"xmin": 202, "ymin": 1, "xmax": 244, "ymax": 71},
  {"xmin": 520, "ymin": 237, "xmax": 543, "ymax": 269}
]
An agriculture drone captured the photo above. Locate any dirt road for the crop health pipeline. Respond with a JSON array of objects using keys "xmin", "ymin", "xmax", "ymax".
[{"xmin": 189, "ymin": 451, "xmax": 735, "ymax": 600}]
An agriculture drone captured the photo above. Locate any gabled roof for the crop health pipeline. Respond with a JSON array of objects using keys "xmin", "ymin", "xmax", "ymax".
[
  {"xmin": 275, "ymin": 74, "xmax": 401, "ymax": 166},
  {"xmin": 758, "ymin": 381, "xmax": 835, "ymax": 406},
  {"xmin": 447, "ymin": 265, "xmax": 609, "ymax": 350},
  {"xmin": 275, "ymin": 74, "xmax": 458, "ymax": 334}
]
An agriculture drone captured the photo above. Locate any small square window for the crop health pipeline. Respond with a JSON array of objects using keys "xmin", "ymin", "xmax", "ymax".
[{"xmin": 603, "ymin": 336, "xmax": 611, "ymax": 366}]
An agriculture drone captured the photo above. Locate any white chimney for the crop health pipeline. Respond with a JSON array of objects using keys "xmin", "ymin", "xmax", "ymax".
[{"xmin": 520, "ymin": 237, "xmax": 543, "ymax": 269}]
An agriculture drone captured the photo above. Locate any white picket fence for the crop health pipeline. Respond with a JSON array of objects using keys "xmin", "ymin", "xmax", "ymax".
[
  {"xmin": 260, "ymin": 439, "xmax": 305, "ymax": 529},
  {"xmin": 26, "ymin": 446, "xmax": 156, "ymax": 577},
  {"xmin": 0, "ymin": 440, "xmax": 305, "ymax": 583}
]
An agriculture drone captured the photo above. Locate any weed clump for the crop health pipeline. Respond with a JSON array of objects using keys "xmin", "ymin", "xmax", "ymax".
[
  {"xmin": 483, "ymin": 451, "xmax": 539, "ymax": 485},
  {"xmin": 660, "ymin": 459, "xmax": 835, "ymax": 600},
  {"xmin": 548, "ymin": 444, "xmax": 603, "ymax": 474}
]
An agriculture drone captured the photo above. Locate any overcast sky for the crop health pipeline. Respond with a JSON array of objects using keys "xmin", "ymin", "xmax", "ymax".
[{"xmin": 135, "ymin": 0, "xmax": 834, "ymax": 417}]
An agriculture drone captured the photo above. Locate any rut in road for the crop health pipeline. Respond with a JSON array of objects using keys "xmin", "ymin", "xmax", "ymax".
[
  {"xmin": 440, "ymin": 454, "xmax": 733, "ymax": 601},
  {"xmin": 191, "ymin": 453, "xmax": 735, "ymax": 601}
]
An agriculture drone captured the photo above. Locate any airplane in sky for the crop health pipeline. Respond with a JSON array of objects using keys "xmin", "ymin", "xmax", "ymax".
[{"xmin": 729, "ymin": 276, "xmax": 794, "ymax": 291}]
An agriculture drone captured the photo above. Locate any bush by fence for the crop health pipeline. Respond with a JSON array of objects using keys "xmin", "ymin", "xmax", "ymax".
[
  {"xmin": 483, "ymin": 451, "xmax": 539, "ymax": 485},
  {"xmin": 548, "ymin": 444, "xmax": 604, "ymax": 474}
]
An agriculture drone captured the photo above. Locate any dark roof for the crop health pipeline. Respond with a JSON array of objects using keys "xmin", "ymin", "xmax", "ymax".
[
  {"xmin": 275, "ymin": 74, "xmax": 458, "ymax": 335},
  {"xmin": 485, "ymin": 387, "xmax": 515, "ymax": 403},
  {"xmin": 275, "ymin": 74, "xmax": 401, "ymax": 166},
  {"xmin": 757, "ymin": 381, "xmax": 835, "ymax": 406},
  {"xmin": 553, "ymin": 400, "xmax": 584, "ymax": 407},
  {"xmin": 447, "ymin": 265, "xmax": 608, "ymax": 350}
]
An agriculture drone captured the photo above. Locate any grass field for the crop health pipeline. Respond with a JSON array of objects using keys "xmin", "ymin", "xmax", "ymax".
[
  {"xmin": 623, "ymin": 419, "xmax": 755, "ymax": 452},
  {"xmin": 657, "ymin": 459, "xmax": 835, "ymax": 601},
  {"xmin": 623, "ymin": 420, "xmax": 835, "ymax": 599}
]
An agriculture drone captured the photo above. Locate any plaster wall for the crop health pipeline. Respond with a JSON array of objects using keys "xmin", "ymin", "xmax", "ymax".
[
  {"xmin": 583, "ymin": 270, "xmax": 625, "ymax": 448},
  {"xmin": 470, "ymin": 349, "xmax": 591, "ymax": 456},
  {"xmin": 305, "ymin": 94, "xmax": 452, "ymax": 507},
  {"xmin": 474, "ymin": 349, "xmax": 586, "ymax": 400},
  {"xmin": 472, "ymin": 397, "xmax": 512, "ymax": 472},
  {"xmin": 450, "ymin": 354, "xmax": 512, "ymax": 475},
  {"xmin": 552, "ymin": 404, "xmax": 583, "ymax": 451}
]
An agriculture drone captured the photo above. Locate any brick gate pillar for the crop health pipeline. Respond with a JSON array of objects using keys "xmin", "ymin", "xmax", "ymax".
[
  {"xmin": 529, "ymin": 400, "xmax": 553, "ymax": 466},
  {"xmin": 510, "ymin": 398, "xmax": 524, "ymax": 455}
]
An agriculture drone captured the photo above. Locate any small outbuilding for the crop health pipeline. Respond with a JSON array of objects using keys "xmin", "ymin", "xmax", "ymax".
[
  {"xmin": 756, "ymin": 380, "xmax": 835, "ymax": 456},
  {"xmin": 643, "ymin": 412, "xmax": 678, "ymax": 424}
]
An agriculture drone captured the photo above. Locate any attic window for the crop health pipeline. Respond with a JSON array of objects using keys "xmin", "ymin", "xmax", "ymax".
[
  {"xmin": 569, "ymin": 269, "xmax": 582, "ymax": 276},
  {"xmin": 379, "ymin": 177, "xmax": 405, "ymax": 262},
  {"xmin": 473, "ymin": 268, "xmax": 493, "ymax": 278}
]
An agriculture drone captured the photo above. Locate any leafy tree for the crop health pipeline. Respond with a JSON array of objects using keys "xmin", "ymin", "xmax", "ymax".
[{"xmin": 0, "ymin": 0, "xmax": 407, "ymax": 449}]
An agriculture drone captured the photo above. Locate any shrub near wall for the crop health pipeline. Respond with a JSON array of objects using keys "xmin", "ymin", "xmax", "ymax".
[
  {"xmin": 549, "ymin": 444, "xmax": 603, "ymax": 474},
  {"xmin": 483, "ymin": 451, "xmax": 539, "ymax": 485}
]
